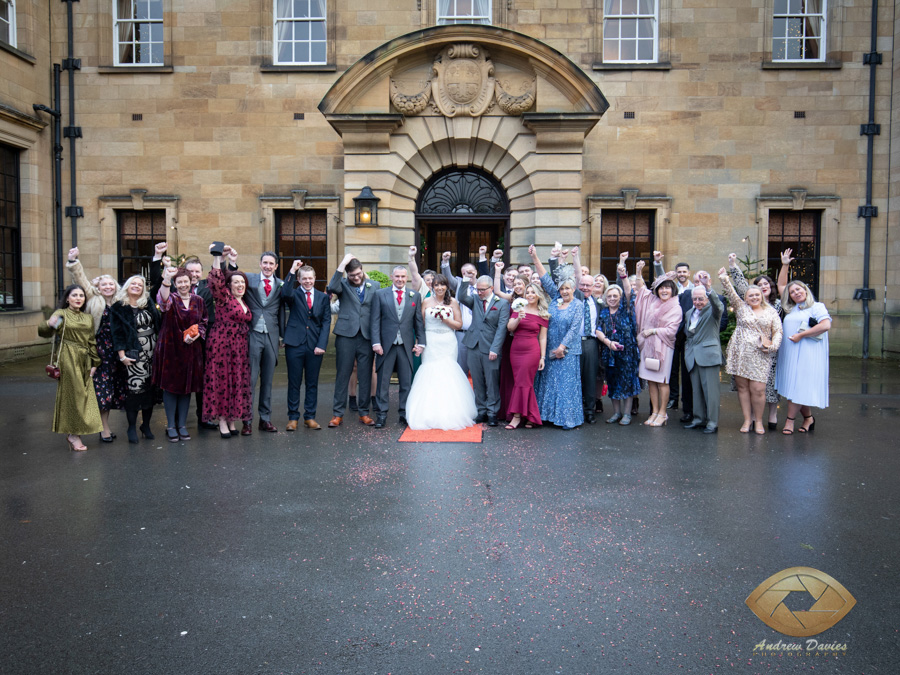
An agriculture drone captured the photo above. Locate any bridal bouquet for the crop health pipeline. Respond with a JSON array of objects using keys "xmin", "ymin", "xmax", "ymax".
[
  {"xmin": 428, "ymin": 305, "xmax": 453, "ymax": 320},
  {"xmin": 511, "ymin": 298, "xmax": 527, "ymax": 311}
]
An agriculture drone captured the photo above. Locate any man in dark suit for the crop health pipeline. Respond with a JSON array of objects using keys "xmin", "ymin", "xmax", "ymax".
[
  {"xmin": 682, "ymin": 275, "xmax": 724, "ymax": 434},
  {"xmin": 327, "ymin": 253, "xmax": 376, "ymax": 428},
  {"xmin": 282, "ymin": 261, "xmax": 330, "ymax": 430},
  {"xmin": 440, "ymin": 250, "xmax": 479, "ymax": 375},
  {"xmin": 577, "ymin": 273, "xmax": 603, "ymax": 423},
  {"xmin": 242, "ymin": 251, "xmax": 285, "ymax": 435},
  {"xmin": 370, "ymin": 266, "xmax": 426, "ymax": 428},
  {"xmin": 459, "ymin": 275, "xmax": 511, "ymax": 426}
]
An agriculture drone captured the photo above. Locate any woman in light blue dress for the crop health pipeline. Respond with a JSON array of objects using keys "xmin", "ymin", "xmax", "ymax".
[{"xmin": 775, "ymin": 280, "xmax": 831, "ymax": 434}]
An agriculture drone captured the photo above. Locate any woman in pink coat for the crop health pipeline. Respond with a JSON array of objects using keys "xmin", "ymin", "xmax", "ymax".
[{"xmin": 622, "ymin": 257, "xmax": 682, "ymax": 427}]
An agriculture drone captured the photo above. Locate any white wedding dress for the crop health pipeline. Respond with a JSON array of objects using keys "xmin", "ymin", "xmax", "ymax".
[{"xmin": 406, "ymin": 308, "xmax": 477, "ymax": 430}]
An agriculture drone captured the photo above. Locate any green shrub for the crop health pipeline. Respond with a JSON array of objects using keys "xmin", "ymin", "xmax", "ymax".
[{"xmin": 367, "ymin": 269, "xmax": 391, "ymax": 288}]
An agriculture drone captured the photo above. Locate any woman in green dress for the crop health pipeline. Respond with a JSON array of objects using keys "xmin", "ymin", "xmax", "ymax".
[{"xmin": 39, "ymin": 285, "xmax": 102, "ymax": 451}]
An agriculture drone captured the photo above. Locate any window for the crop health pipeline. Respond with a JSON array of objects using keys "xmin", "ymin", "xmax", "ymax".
[
  {"xmin": 0, "ymin": 143, "xmax": 22, "ymax": 309},
  {"xmin": 114, "ymin": 0, "xmax": 163, "ymax": 66},
  {"xmin": 599, "ymin": 209, "xmax": 655, "ymax": 281},
  {"xmin": 437, "ymin": 0, "xmax": 491, "ymax": 25},
  {"xmin": 117, "ymin": 209, "xmax": 167, "ymax": 281},
  {"xmin": 276, "ymin": 210, "xmax": 327, "ymax": 291},
  {"xmin": 603, "ymin": 0, "xmax": 658, "ymax": 63},
  {"xmin": 274, "ymin": 0, "xmax": 327, "ymax": 65},
  {"xmin": 773, "ymin": 0, "xmax": 825, "ymax": 62},
  {"xmin": 767, "ymin": 210, "xmax": 820, "ymax": 297},
  {"xmin": 0, "ymin": 0, "xmax": 15, "ymax": 48}
]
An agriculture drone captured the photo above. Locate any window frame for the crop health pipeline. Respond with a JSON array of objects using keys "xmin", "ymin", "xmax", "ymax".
[
  {"xmin": 766, "ymin": 209, "xmax": 822, "ymax": 299},
  {"xmin": 587, "ymin": 192, "xmax": 671, "ymax": 277},
  {"xmin": 273, "ymin": 0, "xmax": 328, "ymax": 67},
  {"xmin": 772, "ymin": 0, "xmax": 826, "ymax": 63},
  {"xmin": 116, "ymin": 208, "xmax": 169, "ymax": 282},
  {"xmin": 0, "ymin": 0, "xmax": 16, "ymax": 49},
  {"xmin": 436, "ymin": 0, "xmax": 492, "ymax": 25},
  {"xmin": 601, "ymin": 0, "xmax": 659, "ymax": 65},
  {"xmin": 274, "ymin": 209, "xmax": 329, "ymax": 291},
  {"xmin": 0, "ymin": 142, "xmax": 22, "ymax": 310},
  {"xmin": 113, "ymin": 0, "xmax": 164, "ymax": 68}
]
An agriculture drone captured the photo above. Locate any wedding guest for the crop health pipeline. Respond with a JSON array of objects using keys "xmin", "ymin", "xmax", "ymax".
[
  {"xmin": 653, "ymin": 253, "xmax": 694, "ymax": 412},
  {"xmin": 203, "ymin": 245, "xmax": 253, "ymax": 438},
  {"xmin": 66, "ymin": 247, "xmax": 126, "ymax": 442},
  {"xmin": 243, "ymin": 251, "xmax": 285, "ymax": 435},
  {"xmin": 39, "ymin": 285, "xmax": 102, "ymax": 451},
  {"xmin": 504, "ymin": 283, "xmax": 549, "ymax": 429},
  {"xmin": 727, "ymin": 251, "xmax": 787, "ymax": 429},
  {"xmin": 591, "ymin": 273, "xmax": 609, "ymax": 413},
  {"xmin": 596, "ymin": 282, "xmax": 641, "ymax": 425},
  {"xmin": 154, "ymin": 267, "xmax": 208, "ymax": 442},
  {"xmin": 530, "ymin": 245, "xmax": 584, "ymax": 430},
  {"xmin": 577, "ymin": 273, "xmax": 603, "ymax": 423},
  {"xmin": 776, "ymin": 275, "xmax": 831, "ymax": 434},
  {"xmin": 681, "ymin": 279, "xmax": 724, "ymax": 434},
  {"xmin": 491, "ymin": 261, "xmax": 528, "ymax": 419},
  {"xmin": 624, "ymin": 255, "xmax": 682, "ymax": 427},
  {"xmin": 327, "ymin": 253, "xmax": 376, "ymax": 427},
  {"xmin": 440, "ymin": 249, "xmax": 479, "ymax": 375},
  {"xmin": 110, "ymin": 275, "xmax": 160, "ymax": 444},
  {"xmin": 283, "ymin": 261, "xmax": 330, "ymax": 430},
  {"xmin": 718, "ymin": 266, "xmax": 783, "ymax": 434}
]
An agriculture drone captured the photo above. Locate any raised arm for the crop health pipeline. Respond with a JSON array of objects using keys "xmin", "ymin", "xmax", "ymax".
[
  {"xmin": 619, "ymin": 251, "xmax": 632, "ymax": 297},
  {"xmin": 571, "ymin": 246, "xmax": 582, "ymax": 276},
  {"xmin": 493, "ymin": 261, "xmax": 513, "ymax": 301},
  {"xmin": 440, "ymin": 251, "xmax": 460, "ymax": 293},
  {"xmin": 777, "ymin": 248, "xmax": 793, "ymax": 298},
  {"xmin": 65, "ymin": 248, "xmax": 99, "ymax": 302},
  {"xmin": 652, "ymin": 250, "xmax": 666, "ymax": 280},
  {"xmin": 528, "ymin": 244, "xmax": 547, "ymax": 278},
  {"xmin": 156, "ymin": 266, "xmax": 177, "ymax": 309},
  {"xmin": 407, "ymin": 245, "xmax": 425, "ymax": 293},
  {"xmin": 727, "ymin": 252, "xmax": 750, "ymax": 299},
  {"xmin": 717, "ymin": 267, "xmax": 743, "ymax": 309}
]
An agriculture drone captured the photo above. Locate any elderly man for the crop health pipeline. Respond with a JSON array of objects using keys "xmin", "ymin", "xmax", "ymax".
[
  {"xmin": 440, "ymin": 250, "xmax": 479, "ymax": 375},
  {"xmin": 577, "ymin": 273, "xmax": 603, "ymax": 423},
  {"xmin": 682, "ymin": 274, "xmax": 724, "ymax": 434}
]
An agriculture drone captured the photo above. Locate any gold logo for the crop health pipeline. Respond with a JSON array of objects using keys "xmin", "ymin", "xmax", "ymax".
[{"xmin": 745, "ymin": 567, "xmax": 856, "ymax": 637}]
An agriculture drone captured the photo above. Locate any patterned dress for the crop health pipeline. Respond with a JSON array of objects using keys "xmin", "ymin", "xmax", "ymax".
[
  {"xmin": 535, "ymin": 274, "xmax": 584, "ymax": 429},
  {"xmin": 38, "ymin": 309, "xmax": 103, "ymax": 435},
  {"xmin": 92, "ymin": 306, "xmax": 128, "ymax": 411},
  {"xmin": 125, "ymin": 307, "xmax": 158, "ymax": 411},
  {"xmin": 728, "ymin": 267, "xmax": 782, "ymax": 402},
  {"xmin": 598, "ymin": 290, "xmax": 642, "ymax": 401},
  {"xmin": 720, "ymin": 275, "xmax": 783, "ymax": 384},
  {"xmin": 202, "ymin": 268, "xmax": 253, "ymax": 422}
]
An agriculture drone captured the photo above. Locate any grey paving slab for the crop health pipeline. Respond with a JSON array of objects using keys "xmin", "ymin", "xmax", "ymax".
[{"xmin": 1, "ymin": 357, "xmax": 899, "ymax": 674}]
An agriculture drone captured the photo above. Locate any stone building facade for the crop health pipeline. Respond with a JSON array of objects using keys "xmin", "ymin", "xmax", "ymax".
[{"xmin": 1, "ymin": 0, "xmax": 898, "ymax": 359}]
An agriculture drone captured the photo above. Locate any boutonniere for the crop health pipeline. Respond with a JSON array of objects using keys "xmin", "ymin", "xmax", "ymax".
[
  {"xmin": 408, "ymin": 291, "xmax": 414, "ymax": 298},
  {"xmin": 365, "ymin": 282, "xmax": 372, "ymax": 288},
  {"xmin": 556, "ymin": 298, "xmax": 564, "ymax": 306}
]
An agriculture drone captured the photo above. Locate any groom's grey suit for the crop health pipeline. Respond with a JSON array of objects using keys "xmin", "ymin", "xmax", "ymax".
[
  {"xmin": 327, "ymin": 270, "xmax": 376, "ymax": 418},
  {"xmin": 370, "ymin": 285, "xmax": 426, "ymax": 421},
  {"xmin": 245, "ymin": 272, "xmax": 285, "ymax": 424},
  {"xmin": 459, "ymin": 284, "xmax": 510, "ymax": 419}
]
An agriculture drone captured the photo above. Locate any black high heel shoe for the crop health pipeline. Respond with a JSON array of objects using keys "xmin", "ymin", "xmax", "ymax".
[
  {"xmin": 127, "ymin": 427, "xmax": 139, "ymax": 444},
  {"xmin": 798, "ymin": 415, "xmax": 815, "ymax": 433},
  {"xmin": 140, "ymin": 424, "xmax": 154, "ymax": 440},
  {"xmin": 100, "ymin": 433, "xmax": 115, "ymax": 443},
  {"xmin": 782, "ymin": 416, "xmax": 796, "ymax": 435},
  {"xmin": 768, "ymin": 421, "xmax": 778, "ymax": 431}
]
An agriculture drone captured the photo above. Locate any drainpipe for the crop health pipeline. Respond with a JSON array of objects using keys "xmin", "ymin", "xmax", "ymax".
[
  {"xmin": 32, "ymin": 66, "xmax": 64, "ymax": 298},
  {"xmin": 61, "ymin": 0, "xmax": 82, "ymax": 246},
  {"xmin": 856, "ymin": 0, "xmax": 881, "ymax": 359}
]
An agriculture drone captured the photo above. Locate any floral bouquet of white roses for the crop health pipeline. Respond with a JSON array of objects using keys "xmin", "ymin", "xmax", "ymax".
[
  {"xmin": 511, "ymin": 298, "xmax": 527, "ymax": 311},
  {"xmin": 429, "ymin": 305, "xmax": 453, "ymax": 320}
]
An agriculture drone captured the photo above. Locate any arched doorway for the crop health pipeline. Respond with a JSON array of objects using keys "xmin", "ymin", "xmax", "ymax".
[{"xmin": 415, "ymin": 168, "xmax": 510, "ymax": 273}]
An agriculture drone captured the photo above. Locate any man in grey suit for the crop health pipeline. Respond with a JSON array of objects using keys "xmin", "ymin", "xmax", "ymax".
[
  {"xmin": 370, "ymin": 266, "xmax": 426, "ymax": 429},
  {"xmin": 242, "ymin": 251, "xmax": 285, "ymax": 435},
  {"xmin": 458, "ymin": 275, "xmax": 511, "ymax": 426},
  {"xmin": 326, "ymin": 253, "xmax": 376, "ymax": 428},
  {"xmin": 682, "ymin": 273, "xmax": 724, "ymax": 434}
]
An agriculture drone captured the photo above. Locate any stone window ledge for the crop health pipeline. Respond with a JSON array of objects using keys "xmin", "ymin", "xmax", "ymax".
[
  {"xmin": 97, "ymin": 65, "xmax": 174, "ymax": 74},
  {"xmin": 260, "ymin": 64, "xmax": 337, "ymax": 73},
  {"xmin": 592, "ymin": 62, "xmax": 671, "ymax": 71},
  {"xmin": 761, "ymin": 61, "xmax": 842, "ymax": 70},
  {"xmin": 0, "ymin": 41, "xmax": 36, "ymax": 64}
]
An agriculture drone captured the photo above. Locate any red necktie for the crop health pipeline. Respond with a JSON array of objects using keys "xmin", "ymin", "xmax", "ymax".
[
  {"xmin": 396, "ymin": 289, "xmax": 402, "ymax": 305},
  {"xmin": 306, "ymin": 291, "xmax": 312, "ymax": 309},
  {"xmin": 264, "ymin": 278, "xmax": 271, "ymax": 297},
  {"xmin": 483, "ymin": 299, "xmax": 487, "ymax": 312}
]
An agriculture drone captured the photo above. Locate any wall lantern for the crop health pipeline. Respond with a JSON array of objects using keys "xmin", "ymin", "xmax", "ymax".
[{"xmin": 353, "ymin": 186, "xmax": 380, "ymax": 227}]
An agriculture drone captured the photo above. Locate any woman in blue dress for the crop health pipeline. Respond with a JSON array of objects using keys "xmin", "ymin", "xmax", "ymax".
[
  {"xmin": 775, "ymin": 279, "xmax": 831, "ymax": 434},
  {"xmin": 529, "ymin": 245, "xmax": 584, "ymax": 429},
  {"xmin": 595, "ymin": 279, "xmax": 642, "ymax": 425}
]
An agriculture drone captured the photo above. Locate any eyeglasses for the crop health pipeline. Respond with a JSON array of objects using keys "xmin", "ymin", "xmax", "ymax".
[{"xmin": 475, "ymin": 287, "xmax": 491, "ymax": 293}]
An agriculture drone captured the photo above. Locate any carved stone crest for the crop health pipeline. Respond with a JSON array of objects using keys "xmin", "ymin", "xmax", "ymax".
[{"xmin": 389, "ymin": 43, "xmax": 536, "ymax": 118}]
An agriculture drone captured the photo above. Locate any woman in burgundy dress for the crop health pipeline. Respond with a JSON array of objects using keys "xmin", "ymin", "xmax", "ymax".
[
  {"xmin": 202, "ymin": 245, "xmax": 253, "ymax": 438},
  {"xmin": 504, "ymin": 283, "xmax": 550, "ymax": 429},
  {"xmin": 153, "ymin": 267, "xmax": 208, "ymax": 442},
  {"xmin": 492, "ymin": 262, "xmax": 528, "ymax": 420}
]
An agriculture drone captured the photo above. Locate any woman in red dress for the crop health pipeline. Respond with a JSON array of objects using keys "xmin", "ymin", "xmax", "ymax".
[
  {"xmin": 153, "ymin": 267, "xmax": 208, "ymax": 442},
  {"xmin": 504, "ymin": 283, "xmax": 550, "ymax": 429},
  {"xmin": 493, "ymin": 262, "xmax": 528, "ymax": 421},
  {"xmin": 202, "ymin": 245, "xmax": 253, "ymax": 438}
]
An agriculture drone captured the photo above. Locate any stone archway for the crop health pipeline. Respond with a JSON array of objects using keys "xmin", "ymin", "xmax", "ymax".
[{"xmin": 320, "ymin": 25, "xmax": 609, "ymax": 270}]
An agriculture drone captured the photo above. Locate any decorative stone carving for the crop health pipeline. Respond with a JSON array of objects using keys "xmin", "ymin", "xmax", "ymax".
[{"xmin": 389, "ymin": 43, "xmax": 537, "ymax": 118}]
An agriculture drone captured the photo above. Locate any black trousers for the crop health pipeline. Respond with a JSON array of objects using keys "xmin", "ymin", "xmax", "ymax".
[
  {"xmin": 668, "ymin": 339, "xmax": 693, "ymax": 416},
  {"xmin": 580, "ymin": 337, "xmax": 599, "ymax": 412}
]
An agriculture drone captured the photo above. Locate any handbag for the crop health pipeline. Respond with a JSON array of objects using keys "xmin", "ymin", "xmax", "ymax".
[
  {"xmin": 183, "ymin": 324, "xmax": 200, "ymax": 340},
  {"xmin": 643, "ymin": 356, "xmax": 661, "ymax": 372},
  {"xmin": 45, "ymin": 318, "xmax": 66, "ymax": 380}
]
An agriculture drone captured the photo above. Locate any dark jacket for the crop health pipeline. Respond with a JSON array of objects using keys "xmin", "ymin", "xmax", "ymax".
[
  {"xmin": 282, "ymin": 274, "xmax": 330, "ymax": 352},
  {"xmin": 109, "ymin": 300, "xmax": 161, "ymax": 354},
  {"xmin": 150, "ymin": 259, "xmax": 234, "ymax": 327}
]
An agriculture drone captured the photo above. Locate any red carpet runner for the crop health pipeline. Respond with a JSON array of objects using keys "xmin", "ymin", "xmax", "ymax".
[{"xmin": 398, "ymin": 425, "xmax": 483, "ymax": 443}]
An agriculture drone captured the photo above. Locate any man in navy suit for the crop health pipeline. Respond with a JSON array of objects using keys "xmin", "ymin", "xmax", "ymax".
[{"xmin": 282, "ymin": 261, "xmax": 329, "ymax": 430}]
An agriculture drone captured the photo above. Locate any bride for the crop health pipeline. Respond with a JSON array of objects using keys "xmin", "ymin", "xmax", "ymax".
[{"xmin": 407, "ymin": 273, "xmax": 477, "ymax": 430}]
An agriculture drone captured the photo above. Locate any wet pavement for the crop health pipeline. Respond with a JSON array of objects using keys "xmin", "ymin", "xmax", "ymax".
[{"xmin": 1, "ymin": 356, "xmax": 899, "ymax": 674}]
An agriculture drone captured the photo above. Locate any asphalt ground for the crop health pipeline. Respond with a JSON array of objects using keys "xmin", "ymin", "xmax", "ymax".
[{"xmin": 1, "ymin": 355, "xmax": 899, "ymax": 674}]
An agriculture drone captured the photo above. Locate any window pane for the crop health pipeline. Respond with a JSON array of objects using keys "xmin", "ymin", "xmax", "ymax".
[
  {"xmin": 151, "ymin": 22, "xmax": 162, "ymax": 41},
  {"xmin": 295, "ymin": 21, "xmax": 309, "ymax": 41},
  {"xmin": 151, "ymin": 42, "xmax": 163, "ymax": 64},
  {"xmin": 276, "ymin": 0, "xmax": 291, "ymax": 18},
  {"xmin": 621, "ymin": 41, "xmax": 637, "ymax": 60},
  {"xmin": 637, "ymin": 18, "xmax": 653, "ymax": 37},
  {"xmin": 118, "ymin": 0, "xmax": 135, "ymax": 21},
  {"xmin": 310, "ymin": 0, "xmax": 326, "ymax": 19},
  {"xmin": 294, "ymin": 42, "xmax": 309, "ymax": 63},
  {"xmin": 621, "ymin": 18, "xmax": 637, "ymax": 38},
  {"xmin": 637, "ymin": 39, "xmax": 653, "ymax": 60},
  {"xmin": 787, "ymin": 0, "xmax": 803, "ymax": 13},
  {"xmin": 136, "ymin": 0, "xmax": 149, "ymax": 20},
  {"xmin": 638, "ymin": 0, "xmax": 655, "ymax": 14},
  {"xmin": 149, "ymin": 0, "xmax": 163, "ymax": 20},
  {"xmin": 311, "ymin": 41, "xmax": 326, "ymax": 63},
  {"xmin": 311, "ymin": 21, "xmax": 325, "ymax": 40},
  {"xmin": 278, "ymin": 41, "xmax": 291, "ymax": 63},
  {"xmin": 621, "ymin": 0, "xmax": 637, "ymax": 14},
  {"xmin": 773, "ymin": 17, "xmax": 786, "ymax": 37},
  {"xmin": 604, "ymin": 19, "xmax": 619, "ymax": 38},
  {"xmin": 294, "ymin": 0, "xmax": 309, "ymax": 18},
  {"xmin": 458, "ymin": 0, "xmax": 473, "ymax": 15}
]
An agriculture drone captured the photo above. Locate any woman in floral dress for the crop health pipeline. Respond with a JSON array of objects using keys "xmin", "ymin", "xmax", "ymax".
[
  {"xmin": 202, "ymin": 245, "xmax": 253, "ymax": 437},
  {"xmin": 596, "ymin": 283, "xmax": 641, "ymax": 425},
  {"xmin": 66, "ymin": 247, "xmax": 126, "ymax": 442}
]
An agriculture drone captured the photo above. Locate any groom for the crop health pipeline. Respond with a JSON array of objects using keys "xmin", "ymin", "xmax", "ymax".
[
  {"xmin": 370, "ymin": 265, "xmax": 426, "ymax": 428},
  {"xmin": 459, "ymin": 275, "xmax": 510, "ymax": 426}
]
